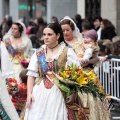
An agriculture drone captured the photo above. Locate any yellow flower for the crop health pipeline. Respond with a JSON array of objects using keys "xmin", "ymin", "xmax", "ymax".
[
  {"xmin": 77, "ymin": 73, "xmax": 88, "ymax": 86},
  {"xmin": 99, "ymin": 86, "xmax": 104, "ymax": 94},
  {"xmin": 87, "ymin": 73, "xmax": 97, "ymax": 80},
  {"xmin": 60, "ymin": 71, "xmax": 69, "ymax": 78},
  {"xmin": 83, "ymin": 70, "xmax": 97, "ymax": 80}
]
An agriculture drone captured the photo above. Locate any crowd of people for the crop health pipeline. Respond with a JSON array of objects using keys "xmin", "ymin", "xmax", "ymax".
[{"xmin": 0, "ymin": 13, "xmax": 120, "ymax": 120}]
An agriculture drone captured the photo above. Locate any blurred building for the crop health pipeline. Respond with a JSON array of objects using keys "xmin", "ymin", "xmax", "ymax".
[
  {"xmin": 0, "ymin": 0, "xmax": 120, "ymax": 35},
  {"xmin": 0, "ymin": 0, "xmax": 36, "ymax": 24},
  {"xmin": 78, "ymin": 0, "xmax": 120, "ymax": 35},
  {"xmin": 0, "ymin": 0, "xmax": 77, "ymax": 24}
]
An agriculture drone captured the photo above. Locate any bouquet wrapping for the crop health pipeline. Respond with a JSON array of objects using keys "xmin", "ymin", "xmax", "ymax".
[{"xmin": 51, "ymin": 64, "xmax": 105, "ymax": 100}]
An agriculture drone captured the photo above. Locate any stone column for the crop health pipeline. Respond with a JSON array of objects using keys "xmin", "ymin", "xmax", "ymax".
[
  {"xmin": 77, "ymin": 0, "xmax": 85, "ymax": 19},
  {"xmin": 47, "ymin": 0, "xmax": 77, "ymax": 23},
  {"xmin": 9, "ymin": 0, "xmax": 19, "ymax": 22},
  {"xmin": 101, "ymin": 0, "xmax": 117, "ymax": 29},
  {"xmin": 0, "ymin": 0, "xmax": 3, "ymax": 23},
  {"xmin": 116, "ymin": 0, "xmax": 120, "ymax": 35}
]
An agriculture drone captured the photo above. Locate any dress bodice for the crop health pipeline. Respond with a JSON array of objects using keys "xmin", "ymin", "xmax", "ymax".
[
  {"xmin": 4, "ymin": 36, "xmax": 32, "ymax": 58},
  {"xmin": 10, "ymin": 37, "xmax": 29, "ymax": 52},
  {"xmin": 71, "ymin": 37, "xmax": 84, "ymax": 54},
  {"xmin": 37, "ymin": 45, "xmax": 68, "ymax": 78}
]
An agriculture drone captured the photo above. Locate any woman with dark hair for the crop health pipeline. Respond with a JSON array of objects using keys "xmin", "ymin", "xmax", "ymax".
[
  {"xmin": 29, "ymin": 27, "xmax": 40, "ymax": 48},
  {"xmin": 51, "ymin": 16, "xmax": 59, "ymax": 23},
  {"xmin": 81, "ymin": 19, "xmax": 92, "ymax": 37},
  {"xmin": 23, "ymin": 23, "xmax": 88, "ymax": 120},
  {"xmin": 36, "ymin": 17, "xmax": 47, "ymax": 40},
  {"xmin": 111, "ymin": 40, "xmax": 120, "ymax": 55},
  {"xmin": 101, "ymin": 40, "xmax": 120, "ymax": 62},
  {"xmin": 93, "ymin": 16, "xmax": 102, "ymax": 40},
  {"xmin": 75, "ymin": 14, "xmax": 82, "ymax": 32},
  {"xmin": 100, "ymin": 19, "xmax": 116, "ymax": 40},
  {"xmin": 3, "ymin": 21, "xmax": 32, "ymax": 81}
]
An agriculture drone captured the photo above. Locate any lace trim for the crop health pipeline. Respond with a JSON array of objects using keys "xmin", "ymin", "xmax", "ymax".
[
  {"xmin": 54, "ymin": 42, "xmax": 65, "ymax": 60},
  {"xmin": 10, "ymin": 36, "xmax": 30, "ymax": 50},
  {"xmin": 42, "ymin": 42, "xmax": 66, "ymax": 61}
]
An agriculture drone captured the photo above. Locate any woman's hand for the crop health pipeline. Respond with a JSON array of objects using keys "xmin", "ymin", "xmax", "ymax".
[
  {"xmin": 66, "ymin": 92, "xmax": 77, "ymax": 105},
  {"xmin": 100, "ymin": 57, "xmax": 107, "ymax": 63},
  {"xmin": 80, "ymin": 60, "xmax": 88, "ymax": 67},
  {"xmin": 26, "ymin": 94, "xmax": 34, "ymax": 108}
]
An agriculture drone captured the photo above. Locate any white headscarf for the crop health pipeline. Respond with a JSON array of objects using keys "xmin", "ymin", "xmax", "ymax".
[
  {"xmin": 3, "ymin": 20, "xmax": 32, "ymax": 57},
  {"xmin": 60, "ymin": 16, "xmax": 82, "ymax": 39},
  {"xmin": 3, "ymin": 20, "xmax": 26, "ymax": 40}
]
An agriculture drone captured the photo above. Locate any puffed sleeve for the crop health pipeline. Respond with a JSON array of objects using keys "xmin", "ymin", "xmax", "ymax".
[
  {"xmin": 24, "ymin": 38, "xmax": 33, "ymax": 58},
  {"xmin": 66, "ymin": 48, "xmax": 80, "ymax": 67},
  {"xmin": 83, "ymin": 48, "xmax": 93, "ymax": 61},
  {"xmin": 27, "ymin": 52, "xmax": 39, "ymax": 77}
]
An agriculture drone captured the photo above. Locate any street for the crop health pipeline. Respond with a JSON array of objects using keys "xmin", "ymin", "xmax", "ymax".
[{"xmin": 111, "ymin": 110, "xmax": 120, "ymax": 120}]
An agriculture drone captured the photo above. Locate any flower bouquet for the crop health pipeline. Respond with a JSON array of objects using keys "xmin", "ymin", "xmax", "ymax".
[
  {"xmin": 11, "ymin": 83, "xmax": 27, "ymax": 111},
  {"xmin": 56, "ymin": 64, "xmax": 105, "ymax": 100},
  {"xmin": 6, "ymin": 78, "xmax": 18, "ymax": 95}
]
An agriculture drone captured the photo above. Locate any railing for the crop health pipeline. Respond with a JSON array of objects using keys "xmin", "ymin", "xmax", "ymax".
[{"xmin": 98, "ymin": 58, "xmax": 120, "ymax": 98}]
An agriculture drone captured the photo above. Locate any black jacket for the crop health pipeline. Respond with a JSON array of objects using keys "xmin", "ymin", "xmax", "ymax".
[{"xmin": 101, "ymin": 27, "xmax": 116, "ymax": 40}]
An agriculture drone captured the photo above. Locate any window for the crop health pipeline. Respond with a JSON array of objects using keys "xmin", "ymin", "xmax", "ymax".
[{"xmin": 85, "ymin": 0, "xmax": 101, "ymax": 21}]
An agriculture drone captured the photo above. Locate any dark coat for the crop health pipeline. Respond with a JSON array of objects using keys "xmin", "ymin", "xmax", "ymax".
[{"xmin": 100, "ymin": 27, "xmax": 116, "ymax": 40}]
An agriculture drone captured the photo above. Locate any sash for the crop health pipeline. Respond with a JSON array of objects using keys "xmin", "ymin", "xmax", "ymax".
[
  {"xmin": 5, "ymin": 38, "xmax": 16, "ymax": 57},
  {"xmin": 36, "ymin": 47, "xmax": 50, "ymax": 75},
  {"xmin": 37, "ymin": 47, "xmax": 72, "ymax": 96}
]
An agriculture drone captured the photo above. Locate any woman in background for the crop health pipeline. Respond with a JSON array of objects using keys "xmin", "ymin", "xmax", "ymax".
[
  {"xmin": 100, "ymin": 19, "xmax": 116, "ymax": 40},
  {"xmin": 3, "ymin": 21, "xmax": 32, "ymax": 81}
]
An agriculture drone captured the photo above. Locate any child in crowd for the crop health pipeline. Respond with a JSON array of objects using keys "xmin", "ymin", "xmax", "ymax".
[
  {"xmin": 77, "ymin": 29, "xmax": 99, "ymax": 67},
  {"xmin": 11, "ymin": 69, "xmax": 28, "ymax": 115}
]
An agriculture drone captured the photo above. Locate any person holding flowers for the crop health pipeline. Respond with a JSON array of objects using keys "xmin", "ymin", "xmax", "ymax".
[
  {"xmin": 60, "ymin": 16, "xmax": 110, "ymax": 120},
  {"xmin": 24, "ymin": 23, "xmax": 89, "ymax": 120}
]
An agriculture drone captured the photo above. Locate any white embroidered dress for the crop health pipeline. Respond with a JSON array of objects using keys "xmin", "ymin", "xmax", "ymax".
[
  {"xmin": 24, "ymin": 43, "xmax": 80, "ymax": 120},
  {"xmin": 3, "ymin": 21, "xmax": 32, "ymax": 81}
]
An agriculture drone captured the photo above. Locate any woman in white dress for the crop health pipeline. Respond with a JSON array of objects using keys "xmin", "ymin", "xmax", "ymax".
[
  {"xmin": 3, "ymin": 21, "xmax": 32, "ymax": 81},
  {"xmin": 24, "ymin": 23, "xmax": 89, "ymax": 120},
  {"xmin": 0, "ymin": 41, "xmax": 19, "ymax": 120}
]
